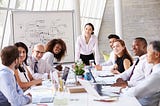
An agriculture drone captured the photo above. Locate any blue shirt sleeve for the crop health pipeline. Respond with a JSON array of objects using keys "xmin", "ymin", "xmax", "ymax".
[{"xmin": 0, "ymin": 70, "xmax": 31, "ymax": 106}]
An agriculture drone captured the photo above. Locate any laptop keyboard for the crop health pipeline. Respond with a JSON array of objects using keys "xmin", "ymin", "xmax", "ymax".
[{"xmin": 95, "ymin": 80, "xmax": 113, "ymax": 86}]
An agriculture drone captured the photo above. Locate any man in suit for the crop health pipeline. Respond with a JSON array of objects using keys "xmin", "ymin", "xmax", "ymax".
[{"xmin": 0, "ymin": 45, "xmax": 31, "ymax": 106}]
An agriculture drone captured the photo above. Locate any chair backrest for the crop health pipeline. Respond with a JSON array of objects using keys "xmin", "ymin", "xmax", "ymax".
[{"xmin": 101, "ymin": 51, "xmax": 110, "ymax": 61}]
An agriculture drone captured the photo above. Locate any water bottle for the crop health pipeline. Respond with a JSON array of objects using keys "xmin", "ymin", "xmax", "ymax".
[
  {"xmin": 58, "ymin": 78, "xmax": 64, "ymax": 92},
  {"xmin": 50, "ymin": 70, "xmax": 54, "ymax": 81},
  {"xmin": 84, "ymin": 72, "xmax": 91, "ymax": 81},
  {"xmin": 89, "ymin": 60, "xmax": 95, "ymax": 68},
  {"xmin": 84, "ymin": 67, "xmax": 91, "ymax": 81}
]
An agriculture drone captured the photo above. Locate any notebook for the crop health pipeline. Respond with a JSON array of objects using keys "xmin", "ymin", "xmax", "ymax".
[{"xmin": 78, "ymin": 79, "xmax": 119, "ymax": 101}]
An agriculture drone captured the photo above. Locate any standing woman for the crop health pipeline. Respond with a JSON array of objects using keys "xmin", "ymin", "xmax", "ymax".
[
  {"xmin": 111, "ymin": 39, "xmax": 133, "ymax": 74},
  {"xmin": 14, "ymin": 42, "xmax": 42, "ymax": 90},
  {"xmin": 42, "ymin": 38, "xmax": 67, "ymax": 66},
  {"xmin": 75, "ymin": 23, "xmax": 100, "ymax": 65}
]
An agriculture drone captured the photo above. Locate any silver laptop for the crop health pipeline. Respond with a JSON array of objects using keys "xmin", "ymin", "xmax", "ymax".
[
  {"xmin": 78, "ymin": 79, "xmax": 119, "ymax": 100},
  {"xmin": 62, "ymin": 66, "xmax": 70, "ymax": 83},
  {"xmin": 88, "ymin": 68, "xmax": 113, "ymax": 86}
]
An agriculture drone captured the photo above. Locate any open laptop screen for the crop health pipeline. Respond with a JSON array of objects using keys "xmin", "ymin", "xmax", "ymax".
[
  {"xmin": 88, "ymin": 68, "xmax": 97, "ymax": 83},
  {"xmin": 88, "ymin": 68, "xmax": 112, "ymax": 86},
  {"xmin": 62, "ymin": 67, "xmax": 70, "ymax": 82}
]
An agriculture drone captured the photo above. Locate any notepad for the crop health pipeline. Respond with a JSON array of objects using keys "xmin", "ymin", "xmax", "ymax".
[
  {"xmin": 32, "ymin": 97, "xmax": 54, "ymax": 104},
  {"xmin": 29, "ymin": 86, "xmax": 55, "ymax": 104},
  {"xmin": 67, "ymin": 86, "xmax": 86, "ymax": 93}
]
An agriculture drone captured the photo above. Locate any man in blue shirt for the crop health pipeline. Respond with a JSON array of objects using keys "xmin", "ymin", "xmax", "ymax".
[{"xmin": 0, "ymin": 45, "xmax": 31, "ymax": 106}]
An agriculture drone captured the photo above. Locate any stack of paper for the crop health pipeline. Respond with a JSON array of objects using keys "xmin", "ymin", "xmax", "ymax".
[{"xmin": 29, "ymin": 86, "xmax": 55, "ymax": 103}]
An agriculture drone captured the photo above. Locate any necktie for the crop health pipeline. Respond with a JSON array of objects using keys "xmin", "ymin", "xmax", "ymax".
[
  {"xmin": 128, "ymin": 58, "xmax": 139, "ymax": 81},
  {"xmin": 34, "ymin": 61, "xmax": 38, "ymax": 73},
  {"xmin": 149, "ymin": 69, "xmax": 153, "ymax": 74}
]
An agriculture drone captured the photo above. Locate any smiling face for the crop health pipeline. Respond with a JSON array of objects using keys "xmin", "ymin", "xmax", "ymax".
[
  {"xmin": 113, "ymin": 41, "xmax": 125, "ymax": 55},
  {"xmin": 18, "ymin": 47, "xmax": 26, "ymax": 64},
  {"xmin": 147, "ymin": 45, "xmax": 157, "ymax": 64},
  {"xmin": 109, "ymin": 38, "xmax": 118, "ymax": 49},
  {"xmin": 32, "ymin": 44, "xmax": 45, "ymax": 60},
  {"xmin": 84, "ymin": 25, "xmax": 93, "ymax": 37},
  {"xmin": 132, "ymin": 40, "xmax": 147, "ymax": 56},
  {"xmin": 53, "ymin": 44, "xmax": 62, "ymax": 54}
]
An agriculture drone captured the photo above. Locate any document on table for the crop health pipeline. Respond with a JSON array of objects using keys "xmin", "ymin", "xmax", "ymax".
[
  {"xmin": 93, "ymin": 96, "xmax": 118, "ymax": 102},
  {"xmin": 28, "ymin": 86, "xmax": 55, "ymax": 104}
]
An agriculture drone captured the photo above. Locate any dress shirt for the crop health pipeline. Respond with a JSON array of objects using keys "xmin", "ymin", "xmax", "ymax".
[
  {"xmin": 100, "ymin": 51, "xmax": 115, "ymax": 71},
  {"xmin": 0, "ymin": 64, "xmax": 31, "ymax": 106},
  {"xmin": 122, "ymin": 63, "xmax": 160, "ymax": 106},
  {"xmin": 118, "ymin": 54, "xmax": 153, "ymax": 87},
  {"xmin": 75, "ymin": 34, "xmax": 100, "ymax": 64},
  {"xmin": 42, "ymin": 52, "xmax": 57, "ymax": 67},
  {"xmin": 28, "ymin": 56, "xmax": 57, "ymax": 80},
  {"xmin": 17, "ymin": 64, "xmax": 30, "ymax": 82}
]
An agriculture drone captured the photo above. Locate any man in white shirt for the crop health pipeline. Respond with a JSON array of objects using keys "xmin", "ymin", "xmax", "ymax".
[
  {"xmin": 28, "ymin": 44, "xmax": 57, "ymax": 80},
  {"xmin": 113, "ymin": 37, "xmax": 153, "ymax": 87},
  {"xmin": 123, "ymin": 40, "xmax": 160, "ymax": 106},
  {"xmin": 95, "ymin": 34, "xmax": 120, "ymax": 71}
]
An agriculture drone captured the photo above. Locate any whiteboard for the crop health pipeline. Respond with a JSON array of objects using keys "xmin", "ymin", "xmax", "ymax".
[{"xmin": 11, "ymin": 11, "xmax": 75, "ymax": 63}]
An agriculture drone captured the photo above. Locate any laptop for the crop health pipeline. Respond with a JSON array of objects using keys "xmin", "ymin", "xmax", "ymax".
[
  {"xmin": 78, "ymin": 79, "xmax": 119, "ymax": 100},
  {"xmin": 62, "ymin": 66, "xmax": 70, "ymax": 83},
  {"xmin": 88, "ymin": 68, "xmax": 113, "ymax": 86}
]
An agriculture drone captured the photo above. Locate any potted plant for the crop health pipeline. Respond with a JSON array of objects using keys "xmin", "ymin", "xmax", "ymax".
[{"xmin": 74, "ymin": 59, "xmax": 85, "ymax": 77}]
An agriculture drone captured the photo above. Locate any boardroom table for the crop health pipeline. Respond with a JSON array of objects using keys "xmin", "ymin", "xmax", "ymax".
[
  {"xmin": 25, "ymin": 91, "xmax": 141, "ymax": 106},
  {"xmin": 25, "ymin": 66, "xmax": 142, "ymax": 106}
]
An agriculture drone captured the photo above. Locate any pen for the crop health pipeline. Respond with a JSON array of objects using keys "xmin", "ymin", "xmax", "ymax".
[{"xmin": 98, "ymin": 75, "xmax": 114, "ymax": 77}]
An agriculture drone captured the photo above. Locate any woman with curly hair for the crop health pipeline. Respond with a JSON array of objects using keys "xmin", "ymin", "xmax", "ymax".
[{"xmin": 42, "ymin": 38, "xmax": 67, "ymax": 67}]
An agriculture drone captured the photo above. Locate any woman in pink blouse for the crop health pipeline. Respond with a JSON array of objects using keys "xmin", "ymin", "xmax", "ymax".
[{"xmin": 75, "ymin": 23, "xmax": 100, "ymax": 65}]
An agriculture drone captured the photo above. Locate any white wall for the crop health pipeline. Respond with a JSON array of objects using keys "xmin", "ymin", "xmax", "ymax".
[{"xmin": 98, "ymin": 0, "xmax": 160, "ymax": 59}]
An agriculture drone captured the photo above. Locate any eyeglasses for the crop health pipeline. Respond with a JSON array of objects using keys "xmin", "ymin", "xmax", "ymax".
[{"xmin": 34, "ymin": 50, "xmax": 45, "ymax": 54}]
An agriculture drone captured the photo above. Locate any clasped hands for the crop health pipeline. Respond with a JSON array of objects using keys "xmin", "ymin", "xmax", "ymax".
[{"xmin": 112, "ymin": 78, "xmax": 128, "ymax": 88}]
